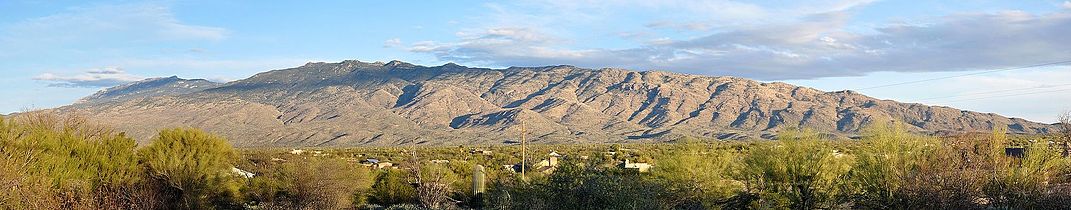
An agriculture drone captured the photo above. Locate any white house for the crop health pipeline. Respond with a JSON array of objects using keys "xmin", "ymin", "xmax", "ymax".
[
  {"xmin": 430, "ymin": 159, "xmax": 450, "ymax": 164},
  {"xmin": 621, "ymin": 159, "xmax": 652, "ymax": 173},
  {"xmin": 231, "ymin": 167, "xmax": 255, "ymax": 178}
]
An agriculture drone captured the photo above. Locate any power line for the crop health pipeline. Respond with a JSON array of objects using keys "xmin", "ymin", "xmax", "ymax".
[
  {"xmin": 855, "ymin": 59, "xmax": 1071, "ymax": 90},
  {"xmin": 939, "ymin": 88, "xmax": 1071, "ymax": 103},
  {"xmin": 914, "ymin": 83, "xmax": 1071, "ymax": 102}
]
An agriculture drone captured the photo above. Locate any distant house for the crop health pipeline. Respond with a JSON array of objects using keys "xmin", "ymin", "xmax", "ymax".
[
  {"xmin": 832, "ymin": 150, "xmax": 847, "ymax": 158},
  {"xmin": 289, "ymin": 149, "xmax": 306, "ymax": 155},
  {"xmin": 361, "ymin": 158, "xmax": 392, "ymax": 168},
  {"xmin": 536, "ymin": 152, "xmax": 560, "ymax": 168},
  {"xmin": 534, "ymin": 165, "xmax": 556, "ymax": 174},
  {"xmin": 471, "ymin": 149, "xmax": 493, "ymax": 155},
  {"xmin": 620, "ymin": 159, "xmax": 652, "ymax": 173},
  {"xmin": 504, "ymin": 152, "xmax": 564, "ymax": 174},
  {"xmin": 534, "ymin": 152, "xmax": 561, "ymax": 174},
  {"xmin": 231, "ymin": 167, "xmax": 255, "ymax": 178},
  {"xmin": 430, "ymin": 159, "xmax": 450, "ymax": 164}
]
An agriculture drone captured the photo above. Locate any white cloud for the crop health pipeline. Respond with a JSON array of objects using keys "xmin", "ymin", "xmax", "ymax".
[
  {"xmin": 411, "ymin": 8, "xmax": 1071, "ymax": 80},
  {"xmin": 544, "ymin": 0, "xmax": 874, "ymax": 31},
  {"xmin": 535, "ymin": 0, "xmax": 774, "ymax": 23},
  {"xmin": 407, "ymin": 27, "xmax": 611, "ymax": 67},
  {"xmin": 86, "ymin": 68, "xmax": 123, "ymax": 75},
  {"xmin": 383, "ymin": 38, "xmax": 402, "ymax": 48},
  {"xmin": 1065, "ymin": 1, "xmax": 1071, "ymax": 9},
  {"xmin": 33, "ymin": 67, "xmax": 145, "ymax": 88}
]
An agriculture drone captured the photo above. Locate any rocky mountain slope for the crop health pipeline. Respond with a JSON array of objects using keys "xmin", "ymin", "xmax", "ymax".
[{"xmin": 57, "ymin": 60, "xmax": 1058, "ymax": 147}]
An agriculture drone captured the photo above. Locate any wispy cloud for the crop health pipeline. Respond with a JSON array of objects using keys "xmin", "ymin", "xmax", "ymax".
[
  {"xmin": 383, "ymin": 38, "xmax": 402, "ymax": 48},
  {"xmin": 12, "ymin": 3, "xmax": 226, "ymax": 41},
  {"xmin": 33, "ymin": 67, "xmax": 145, "ymax": 88},
  {"xmin": 410, "ymin": 2, "xmax": 1071, "ymax": 80},
  {"xmin": 0, "ymin": 3, "xmax": 228, "ymax": 57},
  {"xmin": 407, "ymin": 27, "xmax": 597, "ymax": 67}
]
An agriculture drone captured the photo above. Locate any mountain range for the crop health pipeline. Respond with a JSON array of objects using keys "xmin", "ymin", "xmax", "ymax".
[{"xmin": 54, "ymin": 60, "xmax": 1059, "ymax": 147}]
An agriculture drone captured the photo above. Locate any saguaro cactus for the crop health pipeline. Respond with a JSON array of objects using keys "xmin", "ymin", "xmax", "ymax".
[
  {"xmin": 473, "ymin": 165, "xmax": 486, "ymax": 194},
  {"xmin": 473, "ymin": 164, "xmax": 486, "ymax": 207}
]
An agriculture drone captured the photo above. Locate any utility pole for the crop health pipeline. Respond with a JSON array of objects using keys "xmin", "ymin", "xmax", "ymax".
[{"xmin": 521, "ymin": 120, "xmax": 527, "ymax": 181}]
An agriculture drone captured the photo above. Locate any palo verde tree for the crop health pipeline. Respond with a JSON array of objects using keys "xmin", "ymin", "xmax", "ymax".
[
  {"xmin": 739, "ymin": 129, "xmax": 854, "ymax": 209},
  {"xmin": 139, "ymin": 128, "xmax": 240, "ymax": 209},
  {"xmin": 652, "ymin": 137, "xmax": 742, "ymax": 209},
  {"xmin": 849, "ymin": 122, "xmax": 941, "ymax": 208},
  {"xmin": 983, "ymin": 127, "xmax": 1071, "ymax": 209},
  {"xmin": 0, "ymin": 112, "xmax": 142, "ymax": 209},
  {"xmin": 370, "ymin": 169, "xmax": 418, "ymax": 206}
]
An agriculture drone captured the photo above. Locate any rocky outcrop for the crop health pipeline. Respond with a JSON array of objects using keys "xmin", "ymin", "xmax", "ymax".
[{"xmin": 55, "ymin": 60, "xmax": 1059, "ymax": 147}]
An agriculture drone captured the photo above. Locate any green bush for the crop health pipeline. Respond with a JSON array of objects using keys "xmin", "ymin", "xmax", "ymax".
[
  {"xmin": 850, "ymin": 122, "xmax": 942, "ymax": 208},
  {"xmin": 738, "ymin": 129, "xmax": 854, "ymax": 209},
  {"xmin": 983, "ymin": 128, "xmax": 1071, "ymax": 209},
  {"xmin": 0, "ymin": 112, "xmax": 143, "ymax": 209},
  {"xmin": 6, "ymin": 112, "xmax": 1071, "ymax": 209},
  {"xmin": 370, "ymin": 169, "xmax": 418, "ymax": 206},
  {"xmin": 485, "ymin": 159, "xmax": 672, "ymax": 210},
  {"xmin": 139, "ymin": 128, "xmax": 241, "ymax": 209},
  {"xmin": 651, "ymin": 139, "xmax": 742, "ymax": 208},
  {"xmin": 244, "ymin": 157, "xmax": 374, "ymax": 209}
]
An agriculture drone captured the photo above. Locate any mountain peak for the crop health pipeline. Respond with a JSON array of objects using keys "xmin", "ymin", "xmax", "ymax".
[
  {"xmin": 385, "ymin": 60, "xmax": 418, "ymax": 68},
  {"xmin": 75, "ymin": 76, "xmax": 221, "ymax": 105}
]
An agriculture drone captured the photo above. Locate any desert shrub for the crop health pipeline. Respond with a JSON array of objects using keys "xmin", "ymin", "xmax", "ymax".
[
  {"xmin": 983, "ymin": 128, "xmax": 1071, "ymax": 209},
  {"xmin": 412, "ymin": 163, "xmax": 460, "ymax": 209},
  {"xmin": 370, "ymin": 169, "xmax": 418, "ymax": 206},
  {"xmin": 384, "ymin": 203, "xmax": 424, "ymax": 210},
  {"xmin": 485, "ymin": 159, "xmax": 671, "ymax": 210},
  {"xmin": 0, "ymin": 112, "xmax": 143, "ymax": 209},
  {"xmin": 438, "ymin": 160, "xmax": 492, "ymax": 207},
  {"xmin": 651, "ymin": 139, "xmax": 742, "ymax": 209},
  {"xmin": 139, "ymin": 128, "xmax": 241, "ymax": 209},
  {"xmin": 738, "ymin": 129, "xmax": 854, "ymax": 209},
  {"xmin": 0, "ymin": 151, "xmax": 61, "ymax": 209},
  {"xmin": 244, "ymin": 157, "xmax": 374, "ymax": 209},
  {"xmin": 849, "ymin": 122, "xmax": 943, "ymax": 208}
]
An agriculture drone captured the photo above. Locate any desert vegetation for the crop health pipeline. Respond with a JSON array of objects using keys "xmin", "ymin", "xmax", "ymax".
[{"xmin": 3, "ymin": 112, "xmax": 1071, "ymax": 209}]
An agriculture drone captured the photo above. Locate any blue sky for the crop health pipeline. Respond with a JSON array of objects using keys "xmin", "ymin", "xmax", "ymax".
[{"xmin": 2, "ymin": 0, "xmax": 1070, "ymax": 122}]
